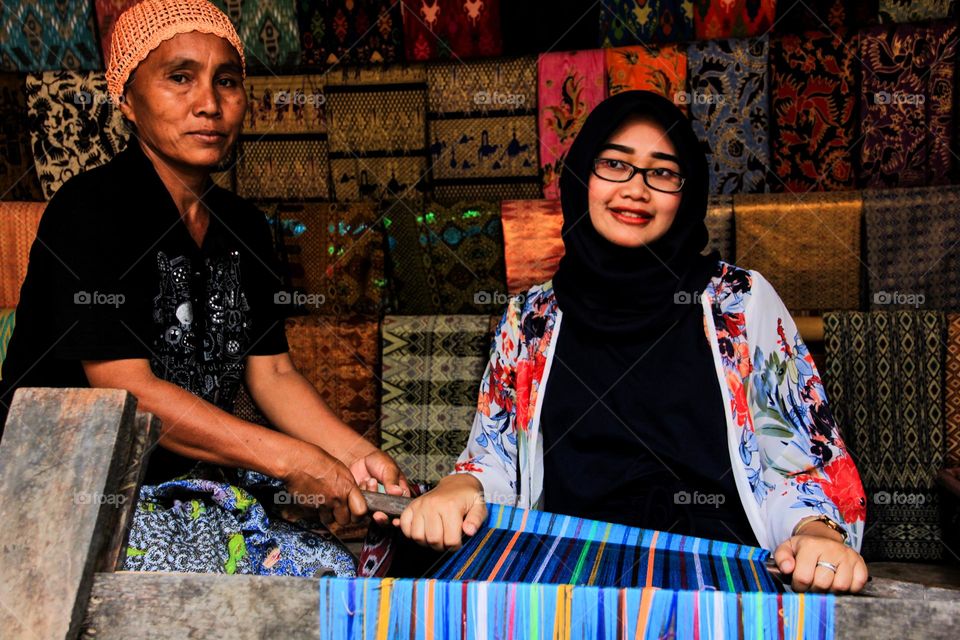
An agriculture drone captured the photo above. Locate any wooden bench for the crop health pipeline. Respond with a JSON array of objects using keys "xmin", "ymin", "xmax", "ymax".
[{"xmin": 1, "ymin": 387, "xmax": 959, "ymax": 639}]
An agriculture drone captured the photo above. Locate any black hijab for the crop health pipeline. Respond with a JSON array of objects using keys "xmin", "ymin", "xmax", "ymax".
[{"xmin": 552, "ymin": 90, "xmax": 719, "ymax": 334}]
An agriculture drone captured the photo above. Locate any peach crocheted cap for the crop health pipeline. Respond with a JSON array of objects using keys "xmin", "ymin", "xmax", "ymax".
[{"xmin": 106, "ymin": 0, "xmax": 246, "ymax": 104}]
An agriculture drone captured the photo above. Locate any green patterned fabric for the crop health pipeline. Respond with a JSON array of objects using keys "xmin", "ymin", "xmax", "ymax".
[
  {"xmin": 380, "ymin": 315, "xmax": 494, "ymax": 485},
  {"xmin": 211, "ymin": 0, "xmax": 300, "ymax": 71},
  {"xmin": 0, "ymin": 309, "xmax": 15, "ymax": 381},
  {"xmin": 824, "ymin": 311, "xmax": 946, "ymax": 561}
]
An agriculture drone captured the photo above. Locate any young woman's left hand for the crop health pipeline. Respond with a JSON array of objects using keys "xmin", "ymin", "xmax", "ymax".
[{"xmin": 773, "ymin": 528, "xmax": 869, "ymax": 593}]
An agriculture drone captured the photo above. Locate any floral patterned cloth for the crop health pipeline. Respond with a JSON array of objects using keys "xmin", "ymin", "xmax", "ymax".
[
  {"xmin": 686, "ymin": 36, "xmax": 770, "ymax": 194},
  {"xmin": 453, "ymin": 263, "xmax": 867, "ymax": 552},
  {"xmin": 604, "ymin": 44, "xmax": 687, "ymax": 110}
]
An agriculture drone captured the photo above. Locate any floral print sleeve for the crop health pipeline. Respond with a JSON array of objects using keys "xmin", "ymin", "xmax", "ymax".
[
  {"xmin": 453, "ymin": 295, "xmax": 524, "ymax": 504},
  {"xmin": 745, "ymin": 272, "xmax": 866, "ymax": 550}
]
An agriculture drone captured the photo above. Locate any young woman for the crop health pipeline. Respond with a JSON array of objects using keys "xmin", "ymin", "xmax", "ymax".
[{"xmin": 399, "ymin": 90, "xmax": 869, "ymax": 594}]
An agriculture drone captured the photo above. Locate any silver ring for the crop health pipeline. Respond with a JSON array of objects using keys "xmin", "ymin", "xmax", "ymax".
[{"xmin": 816, "ymin": 561, "xmax": 838, "ymax": 572}]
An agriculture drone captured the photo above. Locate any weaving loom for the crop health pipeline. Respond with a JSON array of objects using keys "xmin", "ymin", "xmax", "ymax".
[{"xmin": 318, "ymin": 504, "xmax": 838, "ymax": 639}]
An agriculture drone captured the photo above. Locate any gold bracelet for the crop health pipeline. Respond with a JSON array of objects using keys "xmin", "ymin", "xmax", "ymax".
[{"xmin": 793, "ymin": 515, "xmax": 848, "ymax": 543}]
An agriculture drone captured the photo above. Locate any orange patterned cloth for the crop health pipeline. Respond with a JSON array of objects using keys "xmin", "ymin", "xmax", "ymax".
[
  {"xmin": 0, "ymin": 202, "xmax": 45, "ymax": 308},
  {"xmin": 604, "ymin": 45, "xmax": 688, "ymax": 113},
  {"xmin": 501, "ymin": 199, "xmax": 565, "ymax": 294}
]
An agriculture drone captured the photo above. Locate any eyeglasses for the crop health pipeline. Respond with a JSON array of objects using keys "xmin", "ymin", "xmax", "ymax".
[{"xmin": 592, "ymin": 157, "xmax": 685, "ymax": 193}]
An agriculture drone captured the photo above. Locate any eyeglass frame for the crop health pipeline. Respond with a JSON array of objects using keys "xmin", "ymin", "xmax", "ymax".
[{"xmin": 591, "ymin": 157, "xmax": 686, "ymax": 193}]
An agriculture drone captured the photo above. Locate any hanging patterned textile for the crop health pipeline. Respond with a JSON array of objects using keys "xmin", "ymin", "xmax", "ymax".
[
  {"xmin": 318, "ymin": 505, "xmax": 837, "ymax": 639},
  {"xmin": 598, "ymin": 0, "xmax": 694, "ymax": 46},
  {"xmin": 299, "ymin": 0, "xmax": 404, "ymax": 69},
  {"xmin": 705, "ymin": 195, "xmax": 733, "ymax": 261},
  {"xmin": 285, "ymin": 315, "xmax": 382, "ymax": 445},
  {"xmin": 946, "ymin": 314, "xmax": 960, "ymax": 468},
  {"xmin": 734, "ymin": 191, "xmax": 862, "ymax": 313},
  {"xmin": 858, "ymin": 21, "xmax": 957, "ymax": 189},
  {"xmin": 0, "ymin": 308, "xmax": 14, "ymax": 378},
  {"xmin": 863, "ymin": 185, "xmax": 960, "ymax": 311},
  {"xmin": 0, "ymin": 0, "xmax": 102, "ymax": 72},
  {"xmin": 879, "ymin": 0, "xmax": 956, "ymax": 22},
  {"xmin": 693, "ymin": 0, "xmax": 776, "ymax": 40},
  {"xmin": 326, "ymin": 73, "xmax": 428, "ymax": 202},
  {"xmin": 210, "ymin": 0, "xmax": 300, "ymax": 71},
  {"xmin": 94, "ymin": 0, "xmax": 140, "ymax": 65},
  {"xmin": 0, "ymin": 73, "xmax": 43, "ymax": 201},
  {"xmin": 0, "ymin": 202, "xmax": 45, "ymax": 308},
  {"xmin": 380, "ymin": 314, "xmax": 494, "ymax": 485},
  {"xmin": 604, "ymin": 44, "xmax": 687, "ymax": 109},
  {"xmin": 384, "ymin": 200, "xmax": 506, "ymax": 314},
  {"xmin": 538, "ymin": 50, "xmax": 606, "ymax": 200},
  {"xmin": 25, "ymin": 72, "xmax": 130, "ymax": 200},
  {"xmin": 500, "ymin": 199, "xmax": 564, "ymax": 295},
  {"xmin": 769, "ymin": 31, "xmax": 859, "ymax": 193},
  {"xmin": 400, "ymin": 0, "xmax": 502, "ymax": 62},
  {"xmin": 501, "ymin": 1, "xmax": 600, "ymax": 56},
  {"xmin": 772, "ymin": 0, "xmax": 878, "ymax": 34},
  {"xmin": 824, "ymin": 311, "xmax": 946, "ymax": 561},
  {"xmin": 426, "ymin": 57, "xmax": 539, "ymax": 205},
  {"xmin": 686, "ymin": 36, "xmax": 770, "ymax": 194}
]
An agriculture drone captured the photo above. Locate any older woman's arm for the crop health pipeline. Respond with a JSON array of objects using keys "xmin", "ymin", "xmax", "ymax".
[{"xmin": 82, "ymin": 357, "xmax": 368, "ymax": 524}]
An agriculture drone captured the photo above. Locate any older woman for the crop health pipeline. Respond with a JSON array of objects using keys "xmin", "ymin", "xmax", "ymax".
[
  {"xmin": 401, "ymin": 90, "xmax": 870, "ymax": 594},
  {"xmin": 0, "ymin": 0, "xmax": 406, "ymax": 576}
]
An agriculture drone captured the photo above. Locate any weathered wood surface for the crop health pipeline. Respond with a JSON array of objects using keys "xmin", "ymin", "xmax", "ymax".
[
  {"xmin": 80, "ymin": 572, "xmax": 960, "ymax": 640},
  {"xmin": 0, "ymin": 388, "xmax": 140, "ymax": 640}
]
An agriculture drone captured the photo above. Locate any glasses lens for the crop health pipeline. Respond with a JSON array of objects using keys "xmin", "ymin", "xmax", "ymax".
[
  {"xmin": 646, "ymin": 170, "xmax": 683, "ymax": 192},
  {"xmin": 594, "ymin": 158, "xmax": 633, "ymax": 181}
]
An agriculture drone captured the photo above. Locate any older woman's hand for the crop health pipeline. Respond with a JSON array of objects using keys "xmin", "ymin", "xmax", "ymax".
[
  {"xmin": 347, "ymin": 450, "xmax": 412, "ymax": 525},
  {"xmin": 773, "ymin": 521, "xmax": 869, "ymax": 593}
]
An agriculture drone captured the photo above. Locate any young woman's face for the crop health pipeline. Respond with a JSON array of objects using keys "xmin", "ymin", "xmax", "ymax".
[
  {"xmin": 119, "ymin": 31, "xmax": 246, "ymax": 171},
  {"xmin": 586, "ymin": 117, "xmax": 684, "ymax": 248}
]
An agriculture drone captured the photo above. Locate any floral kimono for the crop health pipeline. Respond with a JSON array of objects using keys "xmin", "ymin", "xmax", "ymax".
[{"xmin": 454, "ymin": 262, "xmax": 867, "ymax": 552}]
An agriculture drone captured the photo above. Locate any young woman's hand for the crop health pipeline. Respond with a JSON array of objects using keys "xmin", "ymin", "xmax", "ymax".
[
  {"xmin": 397, "ymin": 474, "xmax": 486, "ymax": 552},
  {"xmin": 773, "ymin": 521, "xmax": 869, "ymax": 593}
]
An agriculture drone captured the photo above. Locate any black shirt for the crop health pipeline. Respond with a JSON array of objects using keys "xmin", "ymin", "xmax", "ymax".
[
  {"xmin": 0, "ymin": 142, "xmax": 289, "ymax": 479},
  {"xmin": 540, "ymin": 307, "xmax": 759, "ymax": 547}
]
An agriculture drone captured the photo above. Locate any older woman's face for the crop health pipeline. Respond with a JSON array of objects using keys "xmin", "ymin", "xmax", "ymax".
[
  {"xmin": 119, "ymin": 31, "xmax": 245, "ymax": 171},
  {"xmin": 586, "ymin": 116, "xmax": 683, "ymax": 248}
]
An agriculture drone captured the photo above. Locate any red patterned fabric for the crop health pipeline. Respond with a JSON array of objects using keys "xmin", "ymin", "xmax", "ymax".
[
  {"xmin": 694, "ymin": 0, "xmax": 776, "ymax": 39},
  {"xmin": 401, "ymin": 0, "xmax": 502, "ymax": 61}
]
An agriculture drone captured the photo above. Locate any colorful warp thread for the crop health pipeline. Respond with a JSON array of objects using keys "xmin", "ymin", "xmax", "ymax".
[
  {"xmin": 285, "ymin": 315, "xmax": 381, "ymax": 445},
  {"xmin": 501, "ymin": 199, "xmax": 564, "ymax": 294},
  {"xmin": 380, "ymin": 315, "xmax": 493, "ymax": 485},
  {"xmin": 598, "ymin": 0, "xmax": 694, "ymax": 46},
  {"xmin": 946, "ymin": 314, "xmax": 960, "ymax": 467},
  {"xmin": 400, "ymin": 0, "xmax": 503, "ymax": 61},
  {"xmin": 318, "ymin": 577, "xmax": 835, "ymax": 640},
  {"xmin": 299, "ymin": 0, "xmax": 404, "ymax": 69},
  {"xmin": 824, "ymin": 311, "xmax": 946, "ymax": 561},
  {"xmin": 0, "ymin": 73, "xmax": 43, "ymax": 200},
  {"xmin": 769, "ymin": 31, "xmax": 859, "ymax": 192},
  {"xmin": 859, "ymin": 21, "xmax": 956, "ymax": 188},
  {"xmin": 0, "ymin": 0, "xmax": 102, "ymax": 71},
  {"xmin": 693, "ymin": 0, "xmax": 776, "ymax": 40},
  {"xmin": 0, "ymin": 201, "xmax": 44, "ymax": 308},
  {"xmin": 686, "ymin": 37, "xmax": 770, "ymax": 194},
  {"xmin": 863, "ymin": 185, "xmax": 960, "ymax": 310},
  {"xmin": 210, "ymin": 0, "xmax": 300, "ymax": 71},
  {"xmin": 538, "ymin": 50, "xmax": 606, "ymax": 200},
  {"xmin": 25, "ymin": 72, "xmax": 130, "ymax": 200},
  {"xmin": 734, "ymin": 192, "xmax": 862, "ymax": 312},
  {"xmin": 317, "ymin": 505, "xmax": 837, "ymax": 639},
  {"xmin": 426, "ymin": 57, "xmax": 539, "ymax": 202},
  {"xmin": 604, "ymin": 44, "xmax": 687, "ymax": 111}
]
